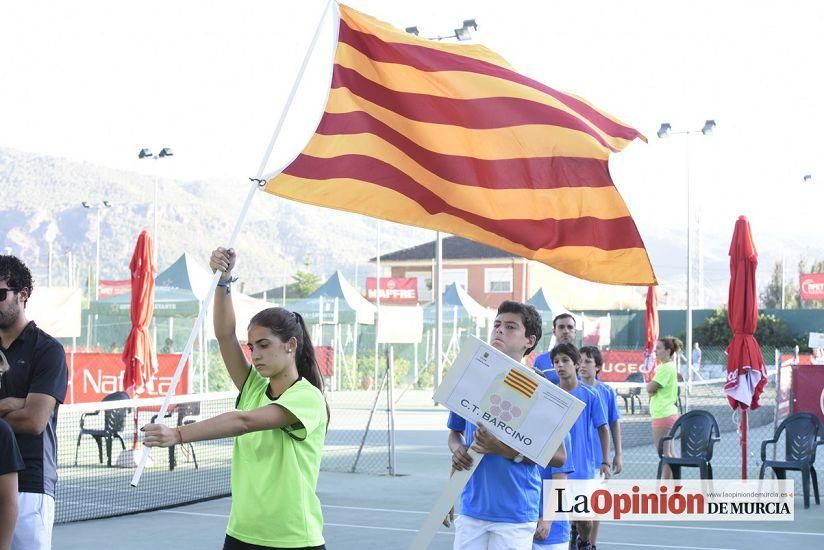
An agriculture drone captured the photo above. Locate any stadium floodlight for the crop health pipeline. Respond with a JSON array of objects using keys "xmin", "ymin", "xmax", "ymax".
[
  {"xmin": 462, "ymin": 19, "xmax": 478, "ymax": 31},
  {"xmin": 701, "ymin": 120, "xmax": 716, "ymax": 135}
]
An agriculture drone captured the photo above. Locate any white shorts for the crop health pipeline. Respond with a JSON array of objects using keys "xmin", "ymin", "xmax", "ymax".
[
  {"xmin": 454, "ymin": 515, "xmax": 537, "ymax": 550},
  {"xmin": 533, "ymin": 543, "xmax": 567, "ymax": 550},
  {"xmin": 12, "ymin": 492, "xmax": 54, "ymax": 550}
]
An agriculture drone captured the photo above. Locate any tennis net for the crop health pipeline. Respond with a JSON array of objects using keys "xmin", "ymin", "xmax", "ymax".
[{"xmin": 56, "ymin": 389, "xmax": 392, "ymax": 523}]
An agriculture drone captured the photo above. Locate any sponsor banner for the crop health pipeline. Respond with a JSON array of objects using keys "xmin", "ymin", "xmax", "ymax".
[
  {"xmin": 433, "ymin": 336, "xmax": 585, "ymax": 466},
  {"xmin": 793, "ymin": 366, "xmax": 824, "ymax": 424},
  {"xmin": 66, "ymin": 353, "xmax": 189, "ymax": 404},
  {"xmin": 598, "ymin": 350, "xmax": 645, "ymax": 382},
  {"xmin": 365, "ymin": 277, "xmax": 418, "ymax": 304},
  {"xmin": 544, "ymin": 479, "xmax": 794, "ymax": 521},
  {"xmin": 799, "ymin": 273, "xmax": 824, "ymax": 300},
  {"xmin": 98, "ymin": 279, "xmax": 132, "ymax": 299}
]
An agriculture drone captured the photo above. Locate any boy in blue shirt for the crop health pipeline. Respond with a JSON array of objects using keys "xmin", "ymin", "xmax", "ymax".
[
  {"xmin": 552, "ymin": 344, "xmax": 609, "ymax": 550},
  {"xmin": 579, "ymin": 346, "xmax": 623, "ymax": 549},
  {"xmin": 533, "ymin": 314, "xmax": 576, "ymax": 384},
  {"xmin": 445, "ymin": 301, "xmax": 567, "ymax": 550},
  {"xmin": 533, "ymin": 434, "xmax": 574, "ymax": 550}
]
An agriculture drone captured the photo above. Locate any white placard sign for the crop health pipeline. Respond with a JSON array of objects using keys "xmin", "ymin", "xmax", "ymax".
[
  {"xmin": 808, "ymin": 332, "xmax": 824, "ymax": 348},
  {"xmin": 377, "ymin": 305, "xmax": 423, "ymax": 344},
  {"xmin": 433, "ymin": 336, "xmax": 585, "ymax": 467}
]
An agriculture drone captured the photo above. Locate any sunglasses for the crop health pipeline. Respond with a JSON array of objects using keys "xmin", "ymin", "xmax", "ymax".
[{"xmin": 0, "ymin": 288, "xmax": 20, "ymax": 301}]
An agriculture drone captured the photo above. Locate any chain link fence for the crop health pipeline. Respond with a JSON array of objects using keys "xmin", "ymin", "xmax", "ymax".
[{"xmin": 607, "ymin": 346, "xmax": 824, "ymax": 482}]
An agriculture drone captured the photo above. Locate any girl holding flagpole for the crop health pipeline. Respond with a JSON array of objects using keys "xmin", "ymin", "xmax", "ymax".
[{"xmin": 143, "ymin": 247, "xmax": 328, "ymax": 550}]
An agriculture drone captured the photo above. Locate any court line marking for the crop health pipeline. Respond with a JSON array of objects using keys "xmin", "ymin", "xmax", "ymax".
[{"xmin": 160, "ymin": 508, "xmax": 823, "ymax": 538}]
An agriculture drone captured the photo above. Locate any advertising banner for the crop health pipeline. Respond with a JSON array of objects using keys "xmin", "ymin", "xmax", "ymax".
[
  {"xmin": 66, "ymin": 353, "xmax": 189, "ymax": 404},
  {"xmin": 365, "ymin": 277, "xmax": 418, "ymax": 304},
  {"xmin": 799, "ymin": 273, "xmax": 824, "ymax": 300}
]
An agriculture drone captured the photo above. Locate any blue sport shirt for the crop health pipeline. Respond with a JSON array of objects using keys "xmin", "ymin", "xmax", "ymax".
[
  {"xmin": 447, "ymin": 412, "xmax": 542, "ymax": 523},
  {"xmin": 566, "ymin": 383, "xmax": 607, "ymax": 479}
]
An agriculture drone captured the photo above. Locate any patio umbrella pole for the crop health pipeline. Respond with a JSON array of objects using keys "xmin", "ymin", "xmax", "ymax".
[
  {"xmin": 130, "ymin": 0, "xmax": 336, "ymax": 488},
  {"xmin": 741, "ymin": 409, "xmax": 748, "ymax": 479}
]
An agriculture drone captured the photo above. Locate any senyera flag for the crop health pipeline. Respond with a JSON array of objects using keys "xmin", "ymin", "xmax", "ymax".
[{"xmin": 264, "ymin": 4, "xmax": 656, "ymax": 286}]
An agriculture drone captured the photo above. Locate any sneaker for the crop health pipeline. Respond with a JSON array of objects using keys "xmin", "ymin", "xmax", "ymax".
[{"xmin": 576, "ymin": 536, "xmax": 593, "ymax": 550}]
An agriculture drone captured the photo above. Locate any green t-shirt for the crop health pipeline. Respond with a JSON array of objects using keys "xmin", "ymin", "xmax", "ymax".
[
  {"xmin": 649, "ymin": 360, "xmax": 678, "ymax": 419},
  {"xmin": 227, "ymin": 370, "xmax": 327, "ymax": 547}
]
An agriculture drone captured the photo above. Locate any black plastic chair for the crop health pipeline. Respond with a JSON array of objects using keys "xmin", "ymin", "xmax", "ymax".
[
  {"xmin": 759, "ymin": 413, "xmax": 823, "ymax": 509},
  {"xmin": 657, "ymin": 410, "xmax": 720, "ymax": 480},
  {"xmin": 618, "ymin": 372, "xmax": 645, "ymax": 414},
  {"xmin": 74, "ymin": 391, "xmax": 130, "ymax": 467},
  {"xmin": 151, "ymin": 401, "xmax": 201, "ymax": 470}
]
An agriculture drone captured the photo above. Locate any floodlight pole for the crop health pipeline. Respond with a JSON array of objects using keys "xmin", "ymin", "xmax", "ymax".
[
  {"xmin": 402, "ymin": 20, "xmax": 475, "ymax": 390},
  {"xmin": 657, "ymin": 121, "xmax": 714, "ymax": 411}
]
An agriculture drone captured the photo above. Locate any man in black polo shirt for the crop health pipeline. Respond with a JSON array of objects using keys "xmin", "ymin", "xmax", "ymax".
[{"xmin": 0, "ymin": 255, "xmax": 68, "ymax": 550}]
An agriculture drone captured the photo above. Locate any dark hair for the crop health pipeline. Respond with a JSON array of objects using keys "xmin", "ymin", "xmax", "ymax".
[
  {"xmin": 248, "ymin": 307, "xmax": 329, "ymax": 421},
  {"xmin": 496, "ymin": 300, "xmax": 542, "ymax": 356},
  {"xmin": 0, "ymin": 255, "xmax": 33, "ymax": 305},
  {"xmin": 553, "ymin": 313, "xmax": 576, "ymax": 329},
  {"xmin": 579, "ymin": 346, "xmax": 604, "ymax": 371},
  {"xmin": 659, "ymin": 336, "xmax": 683, "ymax": 358},
  {"xmin": 549, "ymin": 343, "xmax": 581, "ymax": 366}
]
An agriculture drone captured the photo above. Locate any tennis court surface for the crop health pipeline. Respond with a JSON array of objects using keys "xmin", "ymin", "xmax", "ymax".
[{"xmin": 55, "ymin": 391, "xmax": 824, "ymax": 549}]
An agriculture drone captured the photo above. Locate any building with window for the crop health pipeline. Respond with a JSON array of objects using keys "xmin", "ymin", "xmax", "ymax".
[{"xmin": 372, "ymin": 236, "xmax": 644, "ymax": 310}]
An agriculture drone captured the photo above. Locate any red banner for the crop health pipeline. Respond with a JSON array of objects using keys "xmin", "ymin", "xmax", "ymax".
[
  {"xmin": 800, "ymin": 273, "xmax": 824, "ymax": 300},
  {"xmin": 365, "ymin": 277, "xmax": 418, "ymax": 304},
  {"xmin": 66, "ymin": 353, "xmax": 189, "ymax": 404},
  {"xmin": 599, "ymin": 350, "xmax": 646, "ymax": 382},
  {"xmin": 793, "ymin": 366, "xmax": 824, "ymax": 424},
  {"xmin": 98, "ymin": 280, "xmax": 132, "ymax": 299}
]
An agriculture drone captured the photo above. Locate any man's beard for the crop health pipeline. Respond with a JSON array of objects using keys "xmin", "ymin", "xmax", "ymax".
[{"xmin": 0, "ymin": 306, "xmax": 20, "ymax": 330}]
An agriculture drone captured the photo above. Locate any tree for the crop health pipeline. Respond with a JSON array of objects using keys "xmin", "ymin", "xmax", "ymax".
[
  {"xmin": 290, "ymin": 254, "xmax": 322, "ymax": 298},
  {"xmin": 694, "ymin": 307, "xmax": 798, "ymax": 348},
  {"xmin": 760, "ymin": 261, "xmax": 798, "ymax": 309}
]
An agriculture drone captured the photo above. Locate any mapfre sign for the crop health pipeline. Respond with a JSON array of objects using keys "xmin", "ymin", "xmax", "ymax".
[
  {"xmin": 365, "ymin": 277, "xmax": 418, "ymax": 304},
  {"xmin": 800, "ymin": 273, "xmax": 824, "ymax": 300}
]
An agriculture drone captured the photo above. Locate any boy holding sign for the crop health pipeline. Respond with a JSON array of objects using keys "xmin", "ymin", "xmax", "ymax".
[{"xmin": 444, "ymin": 301, "xmax": 567, "ymax": 550}]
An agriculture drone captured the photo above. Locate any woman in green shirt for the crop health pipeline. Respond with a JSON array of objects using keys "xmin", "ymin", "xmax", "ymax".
[
  {"xmin": 646, "ymin": 336, "xmax": 682, "ymax": 480},
  {"xmin": 144, "ymin": 247, "xmax": 328, "ymax": 549}
]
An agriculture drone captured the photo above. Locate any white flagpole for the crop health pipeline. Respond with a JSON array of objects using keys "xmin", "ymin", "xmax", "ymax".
[{"xmin": 131, "ymin": 0, "xmax": 337, "ymax": 487}]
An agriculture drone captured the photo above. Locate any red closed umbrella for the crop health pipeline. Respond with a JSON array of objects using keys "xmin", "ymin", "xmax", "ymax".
[
  {"xmin": 122, "ymin": 230, "xmax": 157, "ymax": 395},
  {"xmin": 724, "ymin": 216, "xmax": 768, "ymax": 478},
  {"xmin": 642, "ymin": 285, "xmax": 659, "ymax": 378}
]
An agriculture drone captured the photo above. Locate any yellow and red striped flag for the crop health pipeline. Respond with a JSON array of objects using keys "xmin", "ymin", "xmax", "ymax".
[
  {"xmin": 265, "ymin": 4, "xmax": 656, "ymax": 285},
  {"xmin": 504, "ymin": 369, "xmax": 539, "ymax": 400}
]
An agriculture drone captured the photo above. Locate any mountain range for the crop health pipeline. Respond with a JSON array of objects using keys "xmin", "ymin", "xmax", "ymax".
[{"xmin": 0, "ymin": 146, "xmax": 816, "ymax": 307}]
